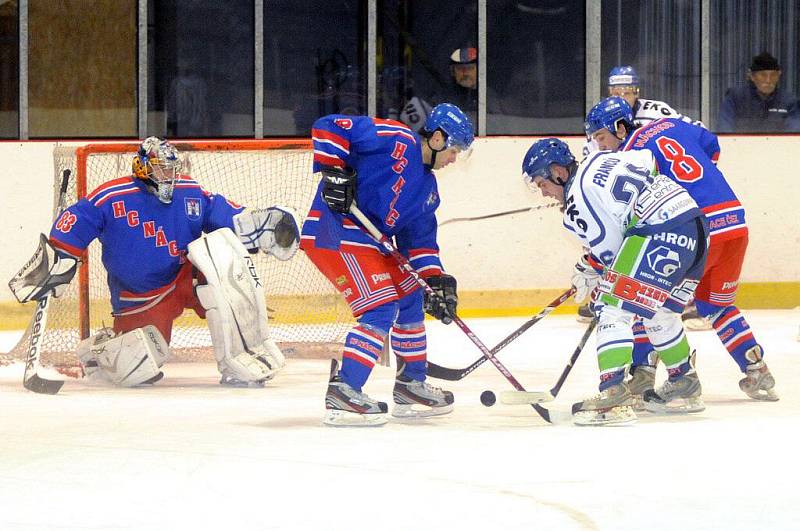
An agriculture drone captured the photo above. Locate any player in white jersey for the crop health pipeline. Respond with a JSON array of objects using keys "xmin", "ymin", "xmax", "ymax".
[{"xmin": 522, "ymin": 138, "xmax": 709, "ymax": 425}]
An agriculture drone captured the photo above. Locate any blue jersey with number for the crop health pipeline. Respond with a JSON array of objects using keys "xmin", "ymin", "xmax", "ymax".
[
  {"xmin": 301, "ymin": 114, "xmax": 444, "ymax": 277},
  {"xmin": 620, "ymin": 118, "xmax": 747, "ymax": 243},
  {"xmin": 49, "ymin": 176, "xmax": 243, "ymax": 315}
]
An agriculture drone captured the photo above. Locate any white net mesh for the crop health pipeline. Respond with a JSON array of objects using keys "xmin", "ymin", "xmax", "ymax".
[{"xmin": 6, "ymin": 141, "xmax": 354, "ymax": 368}]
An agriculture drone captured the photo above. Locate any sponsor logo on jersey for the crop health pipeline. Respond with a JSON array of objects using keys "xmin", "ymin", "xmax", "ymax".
[
  {"xmin": 185, "ymin": 198, "xmax": 201, "ymax": 220},
  {"xmin": 371, "ymin": 272, "xmax": 391, "ymax": 284},
  {"xmin": 646, "ymin": 246, "xmax": 682, "ymax": 277},
  {"xmin": 335, "ymin": 275, "xmax": 348, "ymax": 286},
  {"xmin": 652, "ymin": 232, "xmax": 697, "ymax": 251}
]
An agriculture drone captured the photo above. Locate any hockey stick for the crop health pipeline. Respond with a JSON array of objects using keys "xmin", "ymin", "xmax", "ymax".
[
  {"xmin": 349, "ymin": 203, "xmax": 538, "ymax": 401},
  {"xmin": 514, "ymin": 318, "xmax": 597, "ymax": 423},
  {"xmin": 425, "ymin": 287, "xmax": 576, "ymax": 381},
  {"xmin": 439, "ymin": 202, "xmax": 561, "ymax": 227},
  {"xmin": 22, "ymin": 169, "xmax": 71, "ymax": 394},
  {"xmin": 500, "ymin": 319, "xmax": 597, "ymax": 404}
]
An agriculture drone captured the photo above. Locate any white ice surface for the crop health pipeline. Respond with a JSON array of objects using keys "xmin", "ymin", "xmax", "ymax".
[{"xmin": 1, "ymin": 311, "xmax": 799, "ymax": 531}]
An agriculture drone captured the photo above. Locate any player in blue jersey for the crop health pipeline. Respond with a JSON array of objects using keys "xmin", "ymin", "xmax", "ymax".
[
  {"xmin": 522, "ymin": 138, "xmax": 708, "ymax": 424},
  {"xmin": 585, "ymin": 97, "xmax": 778, "ymax": 402},
  {"xmin": 300, "ymin": 103, "xmax": 474, "ymax": 426},
  {"xmin": 10, "ymin": 137, "xmax": 301, "ymax": 388}
]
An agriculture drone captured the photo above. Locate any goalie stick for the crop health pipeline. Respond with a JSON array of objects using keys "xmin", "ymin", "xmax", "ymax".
[
  {"xmin": 349, "ymin": 202, "xmax": 536, "ymax": 399},
  {"xmin": 22, "ymin": 169, "xmax": 71, "ymax": 395},
  {"xmin": 426, "ymin": 287, "xmax": 576, "ymax": 381}
]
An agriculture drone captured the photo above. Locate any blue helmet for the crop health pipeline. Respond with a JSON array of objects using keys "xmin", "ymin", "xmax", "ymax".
[
  {"xmin": 585, "ymin": 96, "xmax": 634, "ymax": 136},
  {"xmin": 423, "ymin": 103, "xmax": 474, "ymax": 150},
  {"xmin": 608, "ymin": 65, "xmax": 639, "ymax": 87},
  {"xmin": 521, "ymin": 138, "xmax": 575, "ymax": 186}
]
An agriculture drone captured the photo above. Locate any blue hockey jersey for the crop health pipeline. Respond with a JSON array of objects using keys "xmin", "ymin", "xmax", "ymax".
[
  {"xmin": 301, "ymin": 115, "xmax": 444, "ymax": 277},
  {"xmin": 49, "ymin": 175, "xmax": 243, "ymax": 315},
  {"xmin": 620, "ymin": 118, "xmax": 747, "ymax": 243}
]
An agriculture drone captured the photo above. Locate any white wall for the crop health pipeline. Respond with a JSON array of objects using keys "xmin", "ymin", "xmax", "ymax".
[{"xmin": 0, "ymin": 136, "xmax": 797, "ymax": 302}]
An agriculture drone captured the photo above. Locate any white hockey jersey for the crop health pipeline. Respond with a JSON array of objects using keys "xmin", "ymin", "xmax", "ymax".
[
  {"xmin": 563, "ymin": 150, "xmax": 701, "ymax": 266},
  {"xmin": 631, "ymin": 98, "xmax": 702, "ymax": 128}
]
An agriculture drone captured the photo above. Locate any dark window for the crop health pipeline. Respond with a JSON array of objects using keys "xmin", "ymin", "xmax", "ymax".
[
  {"xmin": 0, "ymin": 0, "xmax": 18, "ymax": 138},
  {"xmin": 710, "ymin": 0, "xmax": 800, "ymax": 133},
  {"xmin": 29, "ymin": 0, "xmax": 136, "ymax": 137},
  {"xmin": 378, "ymin": 0, "xmax": 477, "ymax": 132},
  {"xmin": 487, "ymin": 0, "xmax": 585, "ymax": 135},
  {"xmin": 264, "ymin": 0, "xmax": 366, "ymax": 136},
  {"xmin": 149, "ymin": 0, "xmax": 254, "ymax": 138},
  {"xmin": 601, "ymin": 0, "xmax": 701, "ymax": 124}
]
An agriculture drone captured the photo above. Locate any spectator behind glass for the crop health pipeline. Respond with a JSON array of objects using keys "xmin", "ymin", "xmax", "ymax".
[
  {"xmin": 390, "ymin": 46, "xmax": 503, "ymax": 132},
  {"xmin": 718, "ymin": 52, "xmax": 800, "ymax": 132}
]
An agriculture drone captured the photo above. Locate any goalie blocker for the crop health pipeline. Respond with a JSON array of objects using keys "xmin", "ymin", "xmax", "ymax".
[{"xmin": 8, "ymin": 234, "xmax": 77, "ymax": 304}]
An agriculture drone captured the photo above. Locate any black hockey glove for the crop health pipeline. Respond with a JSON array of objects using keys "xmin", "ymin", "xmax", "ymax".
[
  {"xmin": 424, "ymin": 274, "xmax": 458, "ymax": 325},
  {"xmin": 320, "ymin": 166, "xmax": 357, "ymax": 214}
]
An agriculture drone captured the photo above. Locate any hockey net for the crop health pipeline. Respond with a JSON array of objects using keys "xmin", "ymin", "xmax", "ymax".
[{"xmin": 5, "ymin": 140, "xmax": 354, "ymax": 370}]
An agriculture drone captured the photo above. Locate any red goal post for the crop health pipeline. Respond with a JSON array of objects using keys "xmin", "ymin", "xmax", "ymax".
[{"xmin": 7, "ymin": 139, "xmax": 354, "ymax": 368}]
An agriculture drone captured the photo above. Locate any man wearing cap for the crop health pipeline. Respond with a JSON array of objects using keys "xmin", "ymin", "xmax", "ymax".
[{"xmin": 718, "ymin": 52, "xmax": 800, "ymax": 132}]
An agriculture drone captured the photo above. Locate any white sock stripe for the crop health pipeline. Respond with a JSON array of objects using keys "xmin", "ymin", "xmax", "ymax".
[
  {"xmin": 723, "ymin": 329, "xmax": 755, "ymax": 347},
  {"xmin": 343, "ymin": 347, "xmax": 377, "ymax": 366},
  {"xmin": 714, "ymin": 310, "xmax": 742, "ymax": 330}
]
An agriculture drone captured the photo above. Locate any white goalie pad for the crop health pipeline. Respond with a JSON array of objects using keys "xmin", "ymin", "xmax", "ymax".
[
  {"xmin": 233, "ymin": 206, "xmax": 300, "ymax": 261},
  {"xmin": 77, "ymin": 326, "xmax": 170, "ymax": 387},
  {"xmin": 188, "ymin": 228, "xmax": 286, "ymax": 384},
  {"xmin": 8, "ymin": 234, "xmax": 78, "ymax": 303}
]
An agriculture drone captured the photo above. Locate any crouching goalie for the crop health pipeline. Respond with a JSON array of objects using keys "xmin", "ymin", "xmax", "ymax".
[{"xmin": 9, "ymin": 137, "xmax": 300, "ymax": 387}]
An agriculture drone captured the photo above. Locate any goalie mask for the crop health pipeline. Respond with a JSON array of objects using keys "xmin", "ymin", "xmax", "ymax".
[{"xmin": 132, "ymin": 137, "xmax": 182, "ymax": 204}]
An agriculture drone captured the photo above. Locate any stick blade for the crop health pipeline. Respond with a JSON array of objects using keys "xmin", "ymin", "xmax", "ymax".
[
  {"xmin": 23, "ymin": 373, "xmax": 64, "ymax": 395},
  {"xmin": 499, "ymin": 390, "xmax": 554, "ymax": 405}
]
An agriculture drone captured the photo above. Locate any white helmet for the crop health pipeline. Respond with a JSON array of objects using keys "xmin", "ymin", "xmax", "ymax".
[{"xmin": 132, "ymin": 137, "xmax": 182, "ymax": 204}]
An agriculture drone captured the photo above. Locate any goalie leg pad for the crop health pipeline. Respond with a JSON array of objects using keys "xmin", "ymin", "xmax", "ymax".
[
  {"xmin": 77, "ymin": 326, "xmax": 169, "ymax": 387},
  {"xmin": 189, "ymin": 228, "xmax": 285, "ymax": 384}
]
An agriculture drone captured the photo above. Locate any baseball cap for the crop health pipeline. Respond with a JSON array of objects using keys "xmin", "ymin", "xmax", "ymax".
[
  {"xmin": 750, "ymin": 52, "xmax": 781, "ymax": 72},
  {"xmin": 450, "ymin": 47, "xmax": 477, "ymax": 65}
]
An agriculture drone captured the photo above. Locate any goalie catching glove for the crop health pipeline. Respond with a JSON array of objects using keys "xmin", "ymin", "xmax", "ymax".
[
  {"xmin": 320, "ymin": 166, "xmax": 357, "ymax": 213},
  {"xmin": 424, "ymin": 274, "xmax": 458, "ymax": 325},
  {"xmin": 233, "ymin": 206, "xmax": 300, "ymax": 261},
  {"xmin": 571, "ymin": 254, "xmax": 604, "ymax": 304},
  {"xmin": 8, "ymin": 234, "xmax": 78, "ymax": 303}
]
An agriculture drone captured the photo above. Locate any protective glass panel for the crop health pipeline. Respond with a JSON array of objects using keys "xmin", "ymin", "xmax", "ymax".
[
  {"xmin": 378, "ymin": 0, "xmax": 478, "ymax": 132},
  {"xmin": 600, "ymin": 0, "xmax": 701, "ymax": 125},
  {"xmin": 486, "ymin": 0, "xmax": 585, "ymax": 135},
  {"xmin": 28, "ymin": 0, "xmax": 136, "ymax": 137},
  {"xmin": 0, "ymin": 1, "xmax": 18, "ymax": 138},
  {"xmin": 263, "ymin": 0, "xmax": 366, "ymax": 136},
  {"xmin": 148, "ymin": 0, "xmax": 254, "ymax": 138},
  {"xmin": 710, "ymin": 0, "xmax": 800, "ymax": 132}
]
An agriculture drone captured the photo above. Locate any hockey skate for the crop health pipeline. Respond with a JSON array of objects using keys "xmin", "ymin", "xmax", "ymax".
[
  {"xmin": 627, "ymin": 365, "xmax": 656, "ymax": 411},
  {"xmin": 392, "ymin": 374, "xmax": 454, "ymax": 418},
  {"xmin": 323, "ymin": 359, "xmax": 388, "ymax": 427},
  {"xmin": 643, "ymin": 371, "xmax": 704, "ymax": 413},
  {"xmin": 219, "ymin": 371, "xmax": 265, "ymax": 388},
  {"xmin": 571, "ymin": 382, "xmax": 637, "ymax": 426},
  {"xmin": 739, "ymin": 346, "xmax": 779, "ymax": 401}
]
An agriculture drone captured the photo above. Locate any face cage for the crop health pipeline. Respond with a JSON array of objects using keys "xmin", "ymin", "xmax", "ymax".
[{"xmin": 149, "ymin": 160, "xmax": 181, "ymax": 203}]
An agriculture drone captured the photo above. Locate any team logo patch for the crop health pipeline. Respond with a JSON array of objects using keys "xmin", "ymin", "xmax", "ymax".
[
  {"xmin": 425, "ymin": 191, "xmax": 438, "ymax": 207},
  {"xmin": 184, "ymin": 198, "xmax": 201, "ymax": 220}
]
